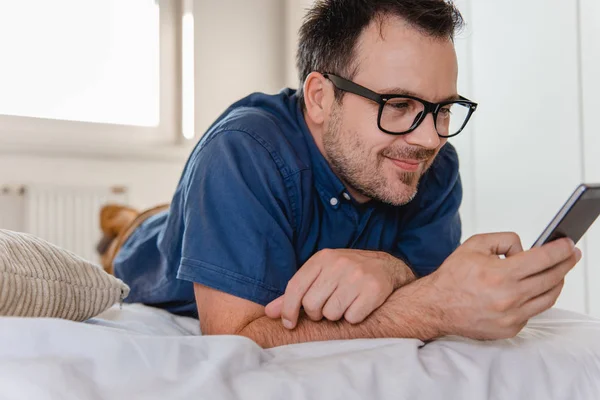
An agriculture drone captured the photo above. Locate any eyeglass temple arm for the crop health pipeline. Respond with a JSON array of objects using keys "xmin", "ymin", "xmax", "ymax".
[{"xmin": 323, "ymin": 74, "xmax": 383, "ymax": 104}]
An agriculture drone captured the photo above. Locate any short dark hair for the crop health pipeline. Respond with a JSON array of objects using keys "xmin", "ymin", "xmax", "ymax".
[{"xmin": 296, "ymin": 0, "xmax": 464, "ymax": 106}]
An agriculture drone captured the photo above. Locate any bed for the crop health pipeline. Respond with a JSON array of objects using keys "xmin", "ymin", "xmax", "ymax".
[{"xmin": 2, "ymin": 303, "xmax": 600, "ymax": 399}]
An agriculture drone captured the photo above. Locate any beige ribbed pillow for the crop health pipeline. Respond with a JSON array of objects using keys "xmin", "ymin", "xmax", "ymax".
[{"xmin": 0, "ymin": 229, "xmax": 130, "ymax": 321}]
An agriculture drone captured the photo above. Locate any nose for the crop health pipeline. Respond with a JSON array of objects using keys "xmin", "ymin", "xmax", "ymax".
[{"xmin": 403, "ymin": 112, "xmax": 441, "ymax": 150}]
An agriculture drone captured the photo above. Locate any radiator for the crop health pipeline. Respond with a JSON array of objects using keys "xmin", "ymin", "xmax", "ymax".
[{"xmin": 0, "ymin": 184, "xmax": 128, "ymax": 263}]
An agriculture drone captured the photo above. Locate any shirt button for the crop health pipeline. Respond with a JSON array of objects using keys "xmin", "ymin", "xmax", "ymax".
[
  {"xmin": 330, "ymin": 197, "xmax": 339, "ymax": 206},
  {"xmin": 343, "ymin": 192, "xmax": 351, "ymax": 201}
]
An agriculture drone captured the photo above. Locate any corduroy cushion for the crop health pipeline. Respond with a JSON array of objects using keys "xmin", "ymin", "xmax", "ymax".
[{"xmin": 0, "ymin": 229, "xmax": 130, "ymax": 321}]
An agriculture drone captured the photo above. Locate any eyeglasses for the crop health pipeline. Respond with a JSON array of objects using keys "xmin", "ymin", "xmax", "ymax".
[{"xmin": 323, "ymin": 73, "xmax": 478, "ymax": 138}]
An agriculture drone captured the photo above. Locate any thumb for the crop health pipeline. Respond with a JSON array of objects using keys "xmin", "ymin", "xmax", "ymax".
[{"xmin": 264, "ymin": 296, "xmax": 284, "ymax": 319}]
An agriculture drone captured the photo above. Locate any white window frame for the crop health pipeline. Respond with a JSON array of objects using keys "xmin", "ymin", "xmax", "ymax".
[{"xmin": 0, "ymin": 0, "xmax": 191, "ymax": 160}]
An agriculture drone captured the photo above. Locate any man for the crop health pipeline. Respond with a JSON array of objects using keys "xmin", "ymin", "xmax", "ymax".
[{"xmin": 105, "ymin": 0, "xmax": 581, "ymax": 349}]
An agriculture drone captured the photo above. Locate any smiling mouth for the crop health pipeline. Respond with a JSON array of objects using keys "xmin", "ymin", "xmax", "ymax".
[{"xmin": 387, "ymin": 157, "xmax": 424, "ymax": 172}]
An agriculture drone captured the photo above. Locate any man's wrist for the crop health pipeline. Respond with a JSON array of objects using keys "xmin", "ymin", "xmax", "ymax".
[
  {"xmin": 384, "ymin": 252, "xmax": 417, "ymax": 290},
  {"xmin": 389, "ymin": 276, "xmax": 446, "ymax": 341}
]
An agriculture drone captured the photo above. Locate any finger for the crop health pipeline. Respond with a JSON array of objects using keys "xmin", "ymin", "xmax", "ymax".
[
  {"xmin": 514, "ymin": 237, "xmax": 575, "ymax": 279},
  {"xmin": 264, "ymin": 296, "xmax": 284, "ymax": 319},
  {"xmin": 322, "ymin": 287, "xmax": 360, "ymax": 322},
  {"xmin": 517, "ymin": 279, "xmax": 564, "ymax": 322},
  {"xmin": 302, "ymin": 271, "xmax": 340, "ymax": 322},
  {"xmin": 517, "ymin": 252, "xmax": 577, "ymax": 302},
  {"xmin": 281, "ymin": 263, "xmax": 322, "ymax": 329},
  {"xmin": 301, "ymin": 275, "xmax": 339, "ymax": 321},
  {"xmin": 465, "ymin": 232, "xmax": 523, "ymax": 257},
  {"xmin": 343, "ymin": 293, "xmax": 387, "ymax": 325}
]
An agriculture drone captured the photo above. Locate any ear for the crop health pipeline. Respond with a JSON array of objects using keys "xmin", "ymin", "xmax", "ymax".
[{"xmin": 302, "ymin": 72, "xmax": 332, "ymax": 126}]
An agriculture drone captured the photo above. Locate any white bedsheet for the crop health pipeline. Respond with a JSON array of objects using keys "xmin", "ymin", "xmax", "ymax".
[{"xmin": 1, "ymin": 304, "xmax": 600, "ymax": 400}]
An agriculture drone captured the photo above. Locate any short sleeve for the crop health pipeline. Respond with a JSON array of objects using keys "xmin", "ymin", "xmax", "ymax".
[
  {"xmin": 176, "ymin": 129, "xmax": 298, "ymax": 306},
  {"xmin": 393, "ymin": 143, "xmax": 463, "ymax": 277}
]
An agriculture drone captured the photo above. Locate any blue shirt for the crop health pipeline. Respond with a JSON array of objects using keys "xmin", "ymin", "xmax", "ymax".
[{"xmin": 114, "ymin": 89, "xmax": 462, "ymax": 318}]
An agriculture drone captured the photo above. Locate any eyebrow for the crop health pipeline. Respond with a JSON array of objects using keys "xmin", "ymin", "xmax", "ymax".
[{"xmin": 378, "ymin": 87, "xmax": 461, "ymax": 103}]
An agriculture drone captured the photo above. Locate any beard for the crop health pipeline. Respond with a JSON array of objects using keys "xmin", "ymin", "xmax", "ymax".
[{"xmin": 322, "ymin": 104, "xmax": 437, "ymax": 206}]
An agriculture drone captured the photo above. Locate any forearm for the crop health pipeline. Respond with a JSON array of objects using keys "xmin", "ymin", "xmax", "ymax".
[{"xmin": 239, "ymin": 280, "xmax": 442, "ymax": 348}]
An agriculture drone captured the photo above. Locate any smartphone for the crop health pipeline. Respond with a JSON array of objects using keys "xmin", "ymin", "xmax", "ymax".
[{"xmin": 532, "ymin": 183, "xmax": 600, "ymax": 248}]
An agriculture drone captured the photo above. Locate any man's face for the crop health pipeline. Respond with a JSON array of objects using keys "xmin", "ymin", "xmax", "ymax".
[{"xmin": 322, "ymin": 17, "xmax": 459, "ymax": 206}]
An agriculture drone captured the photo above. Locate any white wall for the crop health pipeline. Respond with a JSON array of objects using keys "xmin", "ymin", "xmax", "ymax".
[
  {"xmin": 284, "ymin": 0, "xmax": 315, "ymax": 88},
  {"xmin": 193, "ymin": 0, "xmax": 286, "ymax": 134},
  {"xmin": 580, "ymin": 0, "xmax": 600, "ymax": 316}
]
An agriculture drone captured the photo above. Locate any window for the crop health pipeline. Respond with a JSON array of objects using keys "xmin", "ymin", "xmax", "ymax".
[
  {"xmin": 0, "ymin": 0, "xmax": 159, "ymax": 126},
  {"xmin": 0, "ymin": 0, "xmax": 194, "ymax": 155}
]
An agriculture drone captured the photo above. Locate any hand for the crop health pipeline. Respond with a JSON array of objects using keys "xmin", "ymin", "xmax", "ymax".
[
  {"xmin": 419, "ymin": 233, "xmax": 582, "ymax": 340},
  {"xmin": 265, "ymin": 249, "xmax": 416, "ymax": 329}
]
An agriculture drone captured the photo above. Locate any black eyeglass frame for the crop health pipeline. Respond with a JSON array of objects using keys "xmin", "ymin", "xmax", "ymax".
[{"xmin": 323, "ymin": 73, "xmax": 478, "ymax": 138}]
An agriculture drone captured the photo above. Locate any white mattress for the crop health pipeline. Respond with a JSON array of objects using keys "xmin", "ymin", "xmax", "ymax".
[{"xmin": 1, "ymin": 304, "xmax": 600, "ymax": 399}]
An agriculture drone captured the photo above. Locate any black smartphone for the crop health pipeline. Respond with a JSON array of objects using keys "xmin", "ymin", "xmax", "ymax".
[{"xmin": 532, "ymin": 183, "xmax": 600, "ymax": 248}]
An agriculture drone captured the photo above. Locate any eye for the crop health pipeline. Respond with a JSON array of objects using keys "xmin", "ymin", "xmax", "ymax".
[
  {"xmin": 383, "ymin": 98, "xmax": 419, "ymax": 118},
  {"xmin": 390, "ymin": 102, "xmax": 409, "ymax": 110},
  {"xmin": 438, "ymin": 107, "xmax": 453, "ymax": 118}
]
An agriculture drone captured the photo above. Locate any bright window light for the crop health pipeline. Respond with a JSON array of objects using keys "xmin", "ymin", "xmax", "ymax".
[
  {"xmin": 182, "ymin": 3, "xmax": 195, "ymax": 140},
  {"xmin": 0, "ymin": 0, "xmax": 160, "ymax": 127}
]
